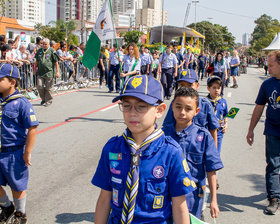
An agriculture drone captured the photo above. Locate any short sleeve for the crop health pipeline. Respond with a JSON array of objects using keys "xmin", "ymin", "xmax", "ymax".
[
  {"xmin": 205, "ymin": 100, "xmax": 220, "ymax": 130},
  {"xmin": 173, "ymin": 55, "xmax": 178, "ymax": 66},
  {"xmin": 20, "ymin": 100, "xmax": 39, "ymax": 129},
  {"xmin": 91, "ymin": 144, "xmax": 112, "ymax": 191},
  {"xmin": 168, "ymin": 145, "xmax": 196, "ymax": 197},
  {"xmin": 135, "ymin": 58, "xmax": 141, "ymax": 71},
  {"xmin": 223, "ymin": 100, "xmax": 229, "ymax": 118},
  {"xmin": 204, "ymin": 133, "xmax": 224, "ymax": 172},
  {"xmin": 255, "ymin": 82, "xmax": 267, "ymax": 105},
  {"xmin": 162, "ymin": 103, "xmax": 175, "ymax": 129}
]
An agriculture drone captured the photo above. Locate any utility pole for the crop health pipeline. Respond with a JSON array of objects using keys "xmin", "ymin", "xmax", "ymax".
[
  {"xmin": 160, "ymin": 0, "xmax": 164, "ymax": 52},
  {"xmin": 192, "ymin": 1, "xmax": 199, "ymax": 31},
  {"xmin": 81, "ymin": 0, "xmax": 84, "ymax": 43}
]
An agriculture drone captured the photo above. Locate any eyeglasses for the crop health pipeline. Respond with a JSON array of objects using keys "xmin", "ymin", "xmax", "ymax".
[{"xmin": 119, "ymin": 102, "xmax": 154, "ymax": 113}]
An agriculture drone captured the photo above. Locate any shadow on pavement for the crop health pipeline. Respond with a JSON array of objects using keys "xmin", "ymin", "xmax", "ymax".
[
  {"xmin": 218, "ymin": 192, "xmax": 266, "ymax": 212},
  {"xmin": 65, "ymin": 117, "xmax": 123, "ymax": 123},
  {"xmin": 218, "ymin": 174, "xmax": 267, "ymax": 212},
  {"xmin": 236, "ymin": 102, "xmax": 256, "ymax": 106},
  {"xmin": 55, "ymin": 212, "xmax": 94, "ymax": 223}
]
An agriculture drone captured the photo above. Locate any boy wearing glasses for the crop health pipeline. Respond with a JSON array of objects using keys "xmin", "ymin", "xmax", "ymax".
[{"xmin": 92, "ymin": 75, "xmax": 196, "ymax": 224}]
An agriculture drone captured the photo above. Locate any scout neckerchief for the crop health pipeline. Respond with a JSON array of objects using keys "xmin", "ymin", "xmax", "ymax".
[
  {"xmin": 42, "ymin": 47, "xmax": 50, "ymax": 62},
  {"xmin": 0, "ymin": 89, "xmax": 24, "ymax": 150},
  {"xmin": 207, "ymin": 94, "xmax": 222, "ymax": 117},
  {"xmin": 121, "ymin": 126, "xmax": 164, "ymax": 224}
]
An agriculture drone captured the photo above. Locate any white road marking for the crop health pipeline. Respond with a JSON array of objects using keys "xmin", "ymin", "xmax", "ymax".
[
  {"xmin": 227, "ymin": 92, "xmax": 232, "ymax": 98},
  {"xmin": 101, "ymin": 104, "xmax": 118, "ymax": 112}
]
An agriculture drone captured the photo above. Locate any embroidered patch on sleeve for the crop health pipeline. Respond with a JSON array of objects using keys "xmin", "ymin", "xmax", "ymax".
[{"xmin": 30, "ymin": 115, "xmax": 37, "ymax": 121}]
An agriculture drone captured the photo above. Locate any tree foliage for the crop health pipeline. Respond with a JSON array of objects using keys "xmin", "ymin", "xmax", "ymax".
[
  {"xmin": 248, "ymin": 14, "xmax": 280, "ymax": 55},
  {"xmin": 0, "ymin": 0, "xmax": 10, "ymax": 17},
  {"xmin": 188, "ymin": 21, "xmax": 235, "ymax": 52},
  {"xmin": 35, "ymin": 19, "xmax": 79, "ymax": 45},
  {"xmin": 119, "ymin": 30, "xmax": 144, "ymax": 45}
]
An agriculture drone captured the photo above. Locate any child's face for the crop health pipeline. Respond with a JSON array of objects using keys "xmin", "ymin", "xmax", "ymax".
[
  {"xmin": 152, "ymin": 53, "xmax": 157, "ymax": 59},
  {"xmin": 0, "ymin": 77, "xmax": 14, "ymax": 94},
  {"xmin": 128, "ymin": 46, "xmax": 134, "ymax": 55},
  {"xmin": 121, "ymin": 96, "xmax": 166, "ymax": 137},
  {"xmin": 178, "ymin": 81, "xmax": 199, "ymax": 90},
  {"xmin": 172, "ymin": 96, "xmax": 200, "ymax": 128},
  {"xmin": 207, "ymin": 83, "xmax": 222, "ymax": 99}
]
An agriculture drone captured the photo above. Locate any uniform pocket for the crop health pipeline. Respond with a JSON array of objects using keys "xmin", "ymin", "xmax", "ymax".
[
  {"xmin": 146, "ymin": 180, "xmax": 168, "ymax": 210},
  {"xmin": 187, "ymin": 153, "xmax": 204, "ymax": 179},
  {"xmin": 3, "ymin": 110, "xmax": 19, "ymax": 119},
  {"xmin": 147, "ymin": 180, "xmax": 167, "ymax": 194},
  {"xmin": 187, "ymin": 153, "xmax": 203, "ymax": 165}
]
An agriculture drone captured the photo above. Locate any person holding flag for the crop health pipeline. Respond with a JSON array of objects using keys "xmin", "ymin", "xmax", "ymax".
[{"xmin": 120, "ymin": 43, "xmax": 141, "ymax": 82}]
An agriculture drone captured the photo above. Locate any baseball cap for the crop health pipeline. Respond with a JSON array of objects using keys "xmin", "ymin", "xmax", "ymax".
[
  {"xmin": 207, "ymin": 76, "xmax": 222, "ymax": 84},
  {"xmin": 177, "ymin": 69, "xmax": 198, "ymax": 84},
  {"xmin": 112, "ymin": 75, "xmax": 164, "ymax": 105},
  {"xmin": 0, "ymin": 63, "xmax": 20, "ymax": 79}
]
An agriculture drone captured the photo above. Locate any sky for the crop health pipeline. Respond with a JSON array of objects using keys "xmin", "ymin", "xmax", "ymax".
[
  {"xmin": 165, "ymin": 0, "xmax": 280, "ymax": 43},
  {"xmin": 45, "ymin": 0, "xmax": 280, "ymax": 43}
]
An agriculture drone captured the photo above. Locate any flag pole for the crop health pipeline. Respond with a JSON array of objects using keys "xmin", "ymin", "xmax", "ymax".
[{"xmin": 108, "ymin": 0, "xmax": 125, "ymax": 88}]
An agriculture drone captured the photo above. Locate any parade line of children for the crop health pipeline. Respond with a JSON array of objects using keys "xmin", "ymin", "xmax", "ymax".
[{"xmin": 0, "ymin": 44, "xmax": 229, "ymax": 224}]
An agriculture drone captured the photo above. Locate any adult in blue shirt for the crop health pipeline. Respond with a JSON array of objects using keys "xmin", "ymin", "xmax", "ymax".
[
  {"xmin": 229, "ymin": 50, "xmax": 240, "ymax": 88},
  {"xmin": 139, "ymin": 45, "xmax": 151, "ymax": 75},
  {"xmin": 247, "ymin": 50, "xmax": 280, "ymax": 215},
  {"xmin": 158, "ymin": 44, "xmax": 178, "ymax": 100},
  {"xmin": 162, "ymin": 69, "xmax": 220, "ymax": 146},
  {"xmin": 108, "ymin": 44, "xmax": 123, "ymax": 93},
  {"xmin": 197, "ymin": 51, "xmax": 208, "ymax": 81}
]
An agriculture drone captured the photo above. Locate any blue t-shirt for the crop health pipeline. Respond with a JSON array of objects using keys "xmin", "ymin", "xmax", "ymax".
[
  {"xmin": 163, "ymin": 122, "xmax": 223, "ymax": 184},
  {"xmin": 198, "ymin": 55, "xmax": 208, "ymax": 68},
  {"xmin": 162, "ymin": 97, "xmax": 220, "ymax": 131},
  {"xmin": 1, "ymin": 92, "xmax": 39, "ymax": 147},
  {"xmin": 255, "ymin": 77, "xmax": 280, "ymax": 137},
  {"xmin": 92, "ymin": 133, "xmax": 196, "ymax": 223},
  {"xmin": 175, "ymin": 52, "xmax": 184, "ymax": 66}
]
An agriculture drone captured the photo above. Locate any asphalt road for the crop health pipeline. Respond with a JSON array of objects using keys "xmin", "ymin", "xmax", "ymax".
[{"xmin": 4, "ymin": 66, "xmax": 279, "ymax": 223}]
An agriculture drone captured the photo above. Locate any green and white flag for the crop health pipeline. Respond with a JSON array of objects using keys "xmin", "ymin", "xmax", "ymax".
[
  {"xmin": 82, "ymin": 0, "xmax": 116, "ymax": 70},
  {"xmin": 190, "ymin": 214, "xmax": 210, "ymax": 224}
]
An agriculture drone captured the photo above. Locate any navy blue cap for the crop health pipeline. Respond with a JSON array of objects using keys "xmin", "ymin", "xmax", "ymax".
[
  {"xmin": 0, "ymin": 63, "xmax": 20, "ymax": 79},
  {"xmin": 177, "ymin": 69, "xmax": 198, "ymax": 84},
  {"xmin": 112, "ymin": 75, "xmax": 164, "ymax": 105},
  {"xmin": 207, "ymin": 76, "xmax": 222, "ymax": 84}
]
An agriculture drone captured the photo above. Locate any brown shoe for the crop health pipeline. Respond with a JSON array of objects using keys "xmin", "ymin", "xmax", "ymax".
[{"xmin": 10, "ymin": 211, "xmax": 27, "ymax": 224}]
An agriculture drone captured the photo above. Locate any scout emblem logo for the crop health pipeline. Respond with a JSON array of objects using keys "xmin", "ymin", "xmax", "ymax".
[
  {"xmin": 131, "ymin": 154, "xmax": 140, "ymax": 166},
  {"xmin": 268, "ymin": 90, "xmax": 280, "ymax": 109},
  {"xmin": 131, "ymin": 77, "xmax": 142, "ymax": 88},
  {"xmin": 100, "ymin": 18, "xmax": 106, "ymax": 29},
  {"xmin": 183, "ymin": 177, "xmax": 191, "ymax": 187},
  {"xmin": 153, "ymin": 196, "xmax": 164, "ymax": 209},
  {"xmin": 196, "ymin": 134, "xmax": 204, "ymax": 142},
  {"xmin": 182, "ymin": 70, "xmax": 188, "ymax": 76},
  {"xmin": 153, "ymin": 166, "xmax": 165, "ymax": 178}
]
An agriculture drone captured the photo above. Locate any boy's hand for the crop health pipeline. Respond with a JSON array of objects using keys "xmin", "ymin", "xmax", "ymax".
[
  {"xmin": 210, "ymin": 201, "xmax": 220, "ymax": 218},
  {"xmin": 23, "ymin": 152, "xmax": 32, "ymax": 166},
  {"xmin": 221, "ymin": 122, "xmax": 228, "ymax": 133},
  {"xmin": 246, "ymin": 130, "xmax": 254, "ymax": 146}
]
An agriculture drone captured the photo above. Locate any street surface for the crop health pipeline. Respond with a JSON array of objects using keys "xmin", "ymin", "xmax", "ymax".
[{"xmin": 4, "ymin": 66, "xmax": 279, "ymax": 223}]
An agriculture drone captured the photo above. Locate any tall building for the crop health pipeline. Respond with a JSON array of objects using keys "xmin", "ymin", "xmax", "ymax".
[
  {"xmin": 242, "ymin": 33, "xmax": 252, "ymax": 46},
  {"xmin": 0, "ymin": 0, "xmax": 46, "ymax": 25},
  {"xmin": 57, "ymin": 0, "xmax": 104, "ymax": 22},
  {"xmin": 136, "ymin": 0, "xmax": 167, "ymax": 29}
]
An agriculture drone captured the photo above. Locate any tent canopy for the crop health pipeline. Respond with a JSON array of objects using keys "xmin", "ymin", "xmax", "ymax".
[
  {"xmin": 149, "ymin": 25, "xmax": 205, "ymax": 45},
  {"xmin": 263, "ymin": 33, "xmax": 280, "ymax": 51}
]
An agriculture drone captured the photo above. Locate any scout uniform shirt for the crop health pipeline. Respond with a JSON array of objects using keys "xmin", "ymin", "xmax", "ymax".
[
  {"xmin": 92, "ymin": 132, "xmax": 196, "ymax": 223},
  {"xmin": 0, "ymin": 90, "xmax": 39, "ymax": 148},
  {"xmin": 122, "ymin": 55, "xmax": 141, "ymax": 73},
  {"xmin": 163, "ymin": 122, "xmax": 224, "ymax": 185},
  {"xmin": 159, "ymin": 53, "xmax": 178, "ymax": 69},
  {"xmin": 35, "ymin": 47, "xmax": 59, "ymax": 78},
  {"xmin": 162, "ymin": 97, "xmax": 220, "ymax": 130}
]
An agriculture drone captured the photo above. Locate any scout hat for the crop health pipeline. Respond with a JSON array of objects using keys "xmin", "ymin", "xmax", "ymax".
[
  {"xmin": 207, "ymin": 76, "xmax": 222, "ymax": 85},
  {"xmin": 112, "ymin": 75, "xmax": 164, "ymax": 105},
  {"xmin": 177, "ymin": 69, "xmax": 198, "ymax": 84},
  {"xmin": 0, "ymin": 63, "xmax": 20, "ymax": 79}
]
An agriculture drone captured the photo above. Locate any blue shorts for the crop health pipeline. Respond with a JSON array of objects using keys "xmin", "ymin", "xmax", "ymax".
[
  {"xmin": 0, "ymin": 148, "xmax": 29, "ymax": 192},
  {"xmin": 230, "ymin": 66, "xmax": 239, "ymax": 76}
]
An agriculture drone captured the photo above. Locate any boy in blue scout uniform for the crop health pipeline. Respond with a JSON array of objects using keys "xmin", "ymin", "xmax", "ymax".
[
  {"xmin": 92, "ymin": 75, "xmax": 196, "ymax": 224},
  {"xmin": 158, "ymin": 44, "xmax": 178, "ymax": 100},
  {"xmin": 163, "ymin": 87, "xmax": 224, "ymax": 219},
  {"xmin": 139, "ymin": 45, "xmax": 151, "ymax": 75},
  {"xmin": 162, "ymin": 69, "xmax": 220, "ymax": 146},
  {"xmin": 0, "ymin": 63, "xmax": 39, "ymax": 223},
  {"xmin": 206, "ymin": 76, "xmax": 229, "ymax": 154}
]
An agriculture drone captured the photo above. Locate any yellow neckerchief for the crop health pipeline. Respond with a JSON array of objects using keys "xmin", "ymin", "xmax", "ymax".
[{"xmin": 207, "ymin": 94, "xmax": 222, "ymax": 115}]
